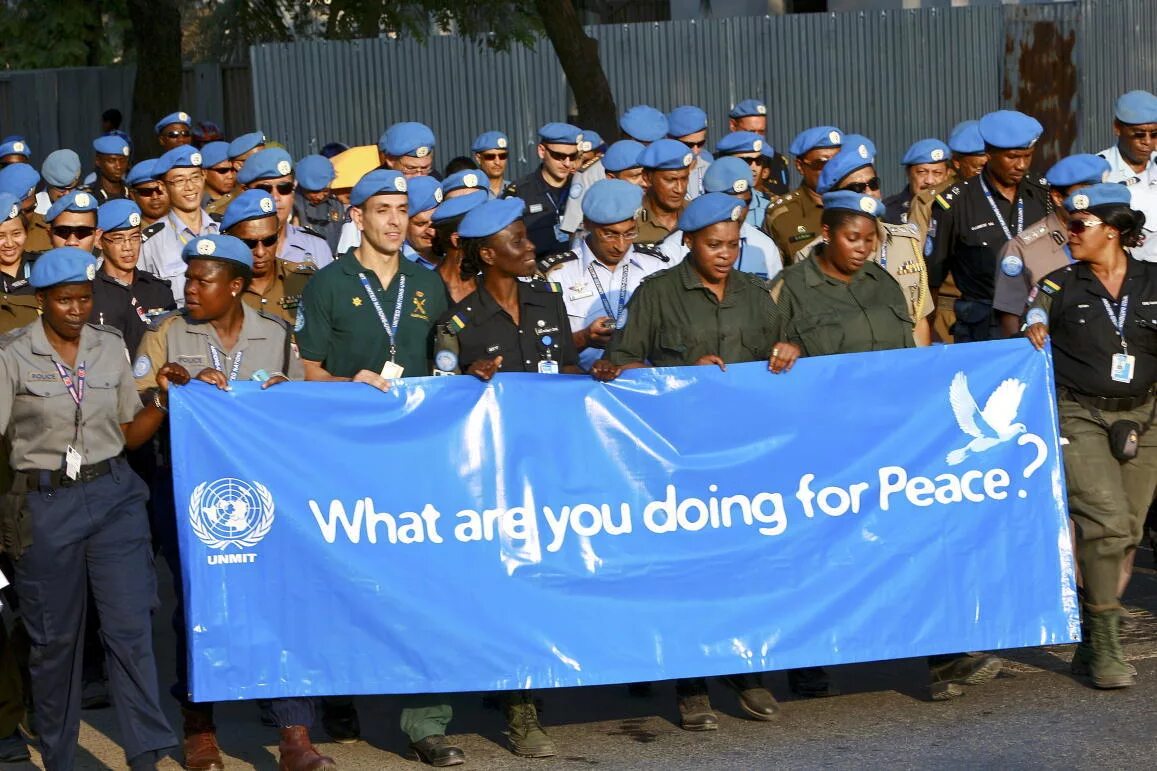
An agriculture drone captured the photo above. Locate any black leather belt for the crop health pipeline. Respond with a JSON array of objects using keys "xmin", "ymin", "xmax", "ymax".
[
  {"xmin": 20, "ymin": 457, "xmax": 117, "ymax": 491},
  {"xmin": 1059, "ymin": 386, "xmax": 1154, "ymax": 413}
]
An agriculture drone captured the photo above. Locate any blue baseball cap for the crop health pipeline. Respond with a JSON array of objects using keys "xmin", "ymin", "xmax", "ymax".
[
  {"xmin": 152, "ymin": 145, "xmax": 203, "ymax": 178},
  {"xmin": 380, "ymin": 122, "xmax": 436, "ymax": 158},
  {"xmin": 154, "ymin": 111, "xmax": 192, "ymax": 135},
  {"xmin": 602, "ymin": 140, "xmax": 646, "ymax": 173},
  {"xmin": 238, "ymin": 148, "xmax": 294, "ymax": 184},
  {"xmin": 0, "ymin": 193, "xmax": 21, "ymax": 224},
  {"xmin": 296, "ymin": 154, "xmax": 335, "ymax": 192},
  {"xmin": 220, "ymin": 189, "xmax": 278, "ymax": 232},
  {"xmin": 0, "ymin": 138, "xmax": 30, "ymax": 159},
  {"xmin": 703, "ymin": 157, "xmax": 754, "ymax": 195},
  {"xmin": 97, "ymin": 199, "xmax": 142, "ymax": 232},
  {"xmin": 41, "ymin": 150, "xmax": 81, "ymax": 188},
  {"xmin": 581, "ymin": 130, "xmax": 605, "ymax": 154},
  {"xmin": 471, "ymin": 131, "xmax": 509, "ymax": 153},
  {"xmin": 93, "ymin": 134, "xmax": 131, "ymax": 157},
  {"xmin": 199, "ymin": 141, "xmax": 231, "ymax": 170},
  {"xmin": 901, "ymin": 138, "xmax": 951, "ymax": 166},
  {"xmin": 715, "ymin": 131, "xmax": 767, "ymax": 156},
  {"xmin": 729, "ymin": 99, "xmax": 768, "ymax": 119},
  {"xmin": 29, "ymin": 247, "xmax": 97, "ymax": 288},
  {"xmin": 790, "ymin": 126, "xmax": 843, "ymax": 156},
  {"xmin": 620, "ymin": 106, "xmax": 668, "ymax": 143},
  {"xmin": 0, "ymin": 163, "xmax": 39, "ymax": 200},
  {"xmin": 45, "ymin": 190, "xmax": 98, "ymax": 223},
  {"xmin": 1114, "ymin": 90, "xmax": 1157, "ymax": 125},
  {"xmin": 458, "ymin": 197, "xmax": 525, "ymax": 239},
  {"xmin": 181, "ymin": 233, "xmax": 254, "ymax": 270},
  {"xmin": 1045, "ymin": 154, "xmax": 1111, "ymax": 188},
  {"xmin": 126, "ymin": 159, "xmax": 158, "ymax": 188},
  {"xmin": 228, "ymin": 131, "xmax": 266, "ymax": 160},
  {"xmin": 538, "ymin": 122, "xmax": 583, "ymax": 146},
  {"xmin": 1065, "ymin": 183, "xmax": 1132, "ymax": 213},
  {"xmin": 639, "ymin": 139, "xmax": 694, "ymax": 171},
  {"xmin": 978, "ymin": 110, "xmax": 1043, "ymax": 150},
  {"xmin": 407, "ymin": 175, "xmax": 443, "ymax": 214},
  {"xmin": 947, "ymin": 120, "xmax": 985, "ymax": 155},
  {"xmin": 581, "ymin": 179, "xmax": 643, "ymax": 225},
  {"xmin": 441, "ymin": 170, "xmax": 487, "ymax": 196},
  {"xmin": 822, "ymin": 190, "xmax": 886, "ymax": 219},
  {"xmin": 431, "ymin": 190, "xmax": 488, "ymax": 225},
  {"xmin": 677, "ymin": 191, "xmax": 745, "ymax": 233},
  {"xmin": 817, "ymin": 143, "xmax": 876, "ymax": 194},
  {"xmin": 350, "ymin": 169, "xmax": 408, "ymax": 207},
  {"xmin": 667, "ymin": 106, "xmax": 708, "ymax": 138}
]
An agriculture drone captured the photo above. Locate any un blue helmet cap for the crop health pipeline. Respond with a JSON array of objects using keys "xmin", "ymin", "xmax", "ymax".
[
  {"xmin": 41, "ymin": 150, "xmax": 81, "ymax": 188},
  {"xmin": 181, "ymin": 233, "xmax": 254, "ymax": 270},
  {"xmin": 901, "ymin": 138, "xmax": 951, "ymax": 166},
  {"xmin": 1114, "ymin": 90, "xmax": 1157, "ymax": 125},
  {"xmin": 0, "ymin": 138, "xmax": 30, "ymax": 160},
  {"xmin": 93, "ymin": 134, "xmax": 131, "ymax": 157},
  {"xmin": 0, "ymin": 193, "xmax": 21, "ymax": 224},
  {"xmin": 125, "ymin": 159, "xmax": 158, "ymax": 188},
  {"xmin": 581, "ymin": 130, "xmax": 605, "ymax": 154},
  {"xmin": 441, "ymin": 170, "xmax": 488, "ymax": 196},
  {"xmin": 581, "ymin": 179, "xmax": 644, "ymax": 225},
  {"xmin": 29, "ymin": 247, "xmax": 97, "ymax": 288},
  {"xmin": 619, "ymin": 106, "xmax": 668, "ymax": 143},
  {"xmin": 667, "ymin": 106, "xmax": 708, "ymax": 139},
  {"xmin": 199, "ymin": 141, "xmax": 231, "ymax": 170},
  {"xmin": 350, "ymin": 169, "xmax": 408, "ymax": 207},
  {"xmin": 947, "ymin": 120, "xmax": 985, "ymax": 155},
  {"xmin": 1064, "ymin": 183, "xmax": 1132, "ymax": 213},
  {"xmin": 406, "ymin": 175, "xmax": 444, "ymax": 214},
  {"xmin": 0, "ymin": 163, "xmax": 40, "ymax": 200},
  {"xmin": 458, "ymin": 197, "xmax": 525, "ymax": 239},
  {"xmin": 817, "ymin": 142, "xmax": 876, "ymax": 195},
  {"xmin": 538, "ymin": 122, "xmax": 583, "ymax": 146},
  {"xmin": 677, "ymin": 191, "xmax": 746, "ymax": 233},
  {"xmin": 154, "ymin": 111, "xmax": 192, "ymax": 135},
  {"xmin": 978, "ymin": 110, "xmax": 1044, "ymax": 150},
  {"xmin": 639, "ymin": 139, "xmax": 694, "ymax": 171},
  {"xmin": 715, "ymin": 131, "xmax": 767, "ymax": 157},
  {"xmin": 227, "ymin": 131, "xmax": 266, "ymax": 160},
  {"xmin": 45, "ymin": 190, "xmax": 98, "ymax": 223},
  {"xmin": 1045, "ymin": 154, "xmax": 1112, "ymax": 188},
  {"xmin": 152, "ymin": 145, "xmax": 203, "ymax": 178},
  {"xmin": 296, "ymin": 154, "xmax": 335, "ymax": 192},
  {"xmin": 602, "ymin": 140, "xmax": 646, "ymax": 173},
  {"xmin": 789, "ymin": 126, "xmax": 843, "ymax": 156},
  {"xmin": 729, "ymin": 99, "xmax": 768, "ymax": 119},
  {"xmin": 703, "ymin": 157, "xmax": 754, "ymax": 195},
  {"xmin": 822, "ymin": 190, "xmax": 886, "ymax": 219},
  {"xmin": 431, "ymin": 190, "xmax": 488, "ymax": 225},
  {"xmin": 380, "ymin": 122, "xmax": 436, "ymax": 158},
  {"xmin": 471, "ymin": 131, "xmax": 509, "ymax": 154},
  {"xmin": 97, "ymin": 199, "xmax": 142, "ymax": 232},
  {"xmin": 238, "ymin": 148, "xmax": 294, "ymax": 185},
  {"xmin": 220, "ymin": 190, "xmax": 278, "ymax": 232}
]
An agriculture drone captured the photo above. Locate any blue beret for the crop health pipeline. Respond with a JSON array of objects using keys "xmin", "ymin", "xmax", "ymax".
[
  {"xmin": 789, "ymin": 126, "xmax": 843, "ymax": 156},
  {"xmin": 93, "ymin": 134, "xmax": 131, "ymax": 157},
  {"xmin": 901, "ymin": 138, "xmax": 951, "ymax": 166},
  {"xmin": 619, "ymin": 106, "xmax": 668, "ymax": 143},
  {"xmin": 703, "ymin": 157, "xmax": 754, "ymax": 195},
  {"xmin": 181, "ymin": 233, "xmax": 254, "ymax": 270},
  {"xmin": 29, "ymin": 247, "xmax": 97, "ymax": 288},
  {"xmin": 843, "ymin": 134, "xmax": 877, "ymax": 158},
  {"xmin": 1065, "ymin": 183, "xmax": 1132, "ymax": 213},
  {"xmin": 667, "ymin": 106, "xmax": 708, "ymax": 138},
  {"xmin": 580, "ymin": 130, "xmax": 605, "ymax": 153},
  {"xmin": 729, "ymin": 99, "xmax": 768, "ymax": 119},
  {"xmin": 947, "ymin": 120, "xmax": 985, "ymax": 155},
  {"xmin": 581, "ymin": 179, "xmax": 643, "ymax": 225},
  {"xmin": 296, "ymin": 154, "xmax": 335, "ymax": 192},
  {"xmin": 380, "ymin": 122, "xmax": 436, "ymax": 157},
  {"xmin": 0, "ymin": 138, "xmax": 30, "ymax": 159},
  {"xmin": 154, "ymin": 111, "xmax": 192, "ymax": 135},
  {"xmin": 677, "ymin": 191, "xmax": 745, "ymax": 233},
  {"xmin": 1045, "ymin": 154, "xmax": 1111, "ymax": 188},
  {"xmin": 978, "ymin": 110, "xmax": 1043, "ymax": 150},
  {"xmin": 406, "ymin": 175, "xmax": 443, "ymax": 214},
  {"xmin": 152, "ymin": 145, "xmax": 203, "ymax": 178},
  {"xmin": 538, "ymin": 122, "xmax": 583, "ymax": 146},
  {"xmin": 431, "ymin": 190, "xmax": 488, "ymax": 225},
  {"xmin": 441, "ymin": 170, "xmax": 487, "ymax": 196},
  {"xmin": 822, "ymin": 190, "xmax": 885, "ymax": 219},
  {"xmin": 715, "ymin": 131, "xmax": 767, "ymax": 156},
  {"xmin": 97, "ymin": 199, "xmax": 142, "ymax": 232},
  {"xmin": 41, "ymin": 150, "xmax": 81, "ymax": 188},
  {"xmin": 1114, "ymin": 90, "xmax": 1157, "ymax": 125},
  {"xmin": 458, "ymin": 197, "xmax": 525, "ymax": 239},
  {"xmin": 220, "ymin": 189, "xmax": 277, "ymax": 232},
  {"xmin": 350, "ymin": 169, "xmax": 408, "ymax": 207},
  {"xmin": 0, "ymin": 163, "xmax": 39, "ymax": 200},
  {"xmin": 639, "ymin": 139, "xmax": 694, "ymax": 171},
  {"xmin": 45, "ymin": 190, "xmax": 98, "ymax": 223},
  {"xmin": 238, "ymin": 148, "xmax": 294, "ymax": 185},
  {"xmin": 125, "ymin": 159, "xmax": 158, "ymax": 187},
  {"xmin": 602, "ymin": 140, "xmax": 645, "ymax": 172},
  {"xmin": 199, "ymin": 141, "xmax": 231, "ymax": 170},
  {"xmin": 227, "ymin": 132, "xmax": 266, "ymax": 160},
  {"xmin": 0, "ymin": 193, "xmax": 21, "ymax": 224},
  {"xmin": 817, "ymin": 144, "xmax": 876, "ymax": 194},
  {"xmin": 471, "ymin": 131, "xmax": 509, "ymax": 153}
]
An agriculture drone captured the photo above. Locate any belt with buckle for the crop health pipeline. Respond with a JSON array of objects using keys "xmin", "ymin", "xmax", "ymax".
[
  {"xmin": 19, "ymin": 457, "xmax": 118, "ymax": 491},
  {"xmin": 1059, "ymin": 386, "xmax": 1154, "ymax": 413}
]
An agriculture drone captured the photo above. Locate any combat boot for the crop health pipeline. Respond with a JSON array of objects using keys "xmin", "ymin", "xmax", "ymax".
[
  {"xmin": 181, "ymin": 708, "xmax": 224, "ymax": 771},
  {"xmin": 278, "ymin": 726, "xmax": 337, "ymax": 771},
  {"xmin": 1086, "ymin": 608, "xmax": 1134, "ymax": 689},
  {"xmin": 504, "ymin": 691, "xmax": 556, "ymax": 758},
  {"xmin": 1071, "ymin": 608, "xmax": 1137, "ymax": 678}
]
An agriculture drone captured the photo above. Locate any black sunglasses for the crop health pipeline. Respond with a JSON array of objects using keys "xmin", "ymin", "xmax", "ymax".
[
  {"xmin": 52, "ymin": 225, "xmax": 95, "ymax": 240},
  {"xmin": 240, "ymin": 234, "xmax": 279, "ymax": 249},
  {"xmin": 254, "ymin": 181, "xmax": 295, "ymax": 196},
  {"xmin": 840, "ymin": 177, "xmax": 881, "ymax": 194},
  {"xmin": 208, "ymin": 165, "xmax": 236, "ymax": 175},
  {"xmin": 133, "ymin": 186, "xmax": 165, "ymax": 198},
  {"xmin": 1129, "ymin": 130, "xmax": 1157, "ymax": 141},
  {"xmin": 683, "ymin": 140, "xmax": 707, "ymax": 150},
  {"xmin": 546, "ymin": 148, "xmax": 580, "ymax": 163},
  {"xmin": 480, "ymin": 152, "xmax": 508, "ymax": 161},
  {"xmin": 162, "ymin": 130, "xmax": 192, "ymax": 139}
]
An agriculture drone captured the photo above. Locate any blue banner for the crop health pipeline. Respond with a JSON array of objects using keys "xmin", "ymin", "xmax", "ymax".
[{"xmin": 171, "ymin": 339, "xmax": 1079, "ymax": 702}]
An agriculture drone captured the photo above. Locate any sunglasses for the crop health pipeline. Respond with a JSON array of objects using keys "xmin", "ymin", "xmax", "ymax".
[
  {"xmin": 1068, "ymin": 218, "xmax": 1106, "ymax": 234},
  {"xmin": 240, "ymin": 233, "xmax": 279, "ymax": 249},
  {"xmin": 52, "ymin": 225, "xmax": 95, "ymax": 240},
  {"xmin": 254, "ymin": 181, "xmax": 295, "ymax": 196},
  {"xmin": 1128, "ymin": 130, "xmax": 1157, "ymax": 141},
  {"xmin": 207, "ymin": 165, "xmax": 236, "ymax": 175},
  {"xmin": 546, "ymin": 148, "xmax": 581, "ymax": 163},
  {"xmin": 163, "ymin": 130, "xmax": 192, "ymax": 139},
  {"xmin": 684, "ymin": 140, "xmax": 707, "ymax": 150},
  {"xmin": 480, "ymin": 152, "xmax": 508, "ymax": 161},
  {"xmin": 133, "ymin": 186, "xmax": 165, "ymax": 198},
  {"xmin": 799, "ymin": 158, "xmax": 830, "ymax": 171},
  {"xmin": 840, "ymin": 177, "xmax": 882, "ymax": 193}
]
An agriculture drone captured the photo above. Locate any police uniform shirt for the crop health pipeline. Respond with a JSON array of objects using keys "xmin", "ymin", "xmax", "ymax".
[
  {"xmin": 139, "ymin": 210, "xmax": 220, "ymax": 306},
  {"xmin": 295, "ymin": 250, "xmax": 449, "ymax": 379},
  {"xmin": 134, "ymin": 303, "xmax": 302, "ymax": 390},
  {"xmin": 0, "ymin": 259, "xmax": 35, "ymax": 295},
  {"xmin": 0, "ymin": 321, "xmax": 141, "ymax": 471},
  {"xmin": 293, "ymin": 191, "xmax": 345, "ymax": 254},
  {"xmin": 770, "ymin": 255, "xmax": 915, "ymax": 357},
  {"xmin": 1025, "ymin": 259, "xmax": 1157, "ymax": 399},
  {"xmin": 925, "ymin": 172, "xmax": 1049, "ymax": 302},
  {"xmin": 558, "ymin": 161, "xmax": 606, "ymax": 234},
  {"xmin": 1099, "ymin": 145, "xmax": 1157, "ymax": 263},
  {"xmin": 634, "ymin": 201, "xmax": 679, "ymax": 248},
  {"xmin": 402, "ymin": 242, "xmax": 437, "ymax": 271},
  {"xmin": 657, "ymin": 223, "xmax": 783, "ymax": 281},
  {"xmin": 547, "ymin": 239, "xmax": 667, "ymax": 371},
  {"xmin": 23, "ymin": 213, "xmax": 52, "ymax": 254},
  {"xmin": 0, "ymin": 293, "xmax": 38, "ymax": 335},
  {"xmin": 761, "ymin": 187, "xmax": 824, "ymax": 265},
  {"xmin": 505, "ymin": 168, "xmax": 573, "ymax": 258},
  {"xmin": 747, "ymin": 189, "xmax": 770, "ymax": 231},
  {"xmin": 94, "ymin": 185, "xmax": 127, "ymax": 204},
  {"xmin": 883, "ymin": 186, "xmax": 915, "ymax": 225},
  {"xmin": 279, "ymin": 223, "xmax": 333, "ymax": 269},
  {"xmin": 687, "ymin": 156, "xmax": 708, "ymax": 201},
  {"xmin": 992, "ymin": 212, "xmax": 1071, "ymax": 316},
  {"xmin": 606, "ymin": 259, "xmax": 782, "ymax": 368},
  {"xmin": 90, "ymin": 269, "xmax": 176, "ymax": 356},
  {"xmin": 205, "ymin": 188, "xmax": 239, "ymax": 219},
  {"xmin": 437, "ymin": 280, "xmax": 578, "ymax": 373},
  {"xmin": 242, "ymin": 258, "xmax": 316, "ymax": 325}
]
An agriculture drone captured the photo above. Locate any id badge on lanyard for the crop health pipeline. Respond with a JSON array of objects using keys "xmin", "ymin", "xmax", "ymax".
[
  {"xmin": 54, "ymin": 360, "xmax": 86, "ymax": 479},
  {"xmin": 1103, "ymin": 296, "xmax": 1135, "ymax": 383}
]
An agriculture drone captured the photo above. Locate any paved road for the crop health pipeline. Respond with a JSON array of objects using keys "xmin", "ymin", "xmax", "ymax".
[{"xmin": 16, "ymin": 549, "xmax": 1157, "ymax": 769}]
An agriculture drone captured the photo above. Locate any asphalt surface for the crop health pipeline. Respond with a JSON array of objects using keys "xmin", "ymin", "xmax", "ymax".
[{"xmin": 14, "ymin": 546, "xmax": 1157, "ymax": 770}]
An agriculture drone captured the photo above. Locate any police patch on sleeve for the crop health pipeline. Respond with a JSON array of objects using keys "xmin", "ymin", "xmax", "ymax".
[
  {"xmin": 1026, "ymin": 307, "xmax": 1048, "ymax": 327},
  {"xmin": 1000, "ymin": 254, "xmax": 1023, "ymax": 277},
  {"xmin": 435, "ymin": 349, "xmax": 458, "ymax": 372},
  {"xmin": 294, "ymin": 306, "xmax": 305, "ymax": 332},
  {"xmin": 132, "ymin": 354, "xmax": 151, "ymax": 378}
]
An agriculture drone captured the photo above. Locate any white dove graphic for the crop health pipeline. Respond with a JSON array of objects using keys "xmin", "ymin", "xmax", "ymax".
[{"xmin": 946, "ymin": 372, "xmax": 1027, "ymax": 466}]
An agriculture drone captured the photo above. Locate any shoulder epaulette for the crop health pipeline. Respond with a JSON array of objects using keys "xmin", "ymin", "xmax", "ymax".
[
  {"xmin": 538, "ymin": 250, "xmax": 577, "ymax": 273},
  {"xmin": 207, "ymin": 211, "xmax": 223, "ymax": 224},
  {"xmin": 935, "ymin": 185, "xmax": 961, "ymax": 210},
  {"xmin": 502, "ymin": 183, "xmax": 518, "ymax": 198},
  {"xmin": 257, "ymin": 309, "xmax": 291, "ymax": 330},
  {"xmin": 633, "ymin": 243, "xmax": 669, "ymax": 262},
  {"xmin": 141, "ymin": 222, "xmax": 165, "ymax": 242},
  {"xmin": 881, "ymin": 222, "xmax": 919, "ymax": 239},
  {"xmin": 1020, "ymin": 223, "xmax": 1049, "ymax": 245},
  {"xmin": 279, "ymin": 257, "xmax": 317, "ymax": 274},
  {"xmin": 532, "ymin": 280, "xmax": 562, "ymax": 293},
  {"xmin": 87, "ymin": 322, "xmax": 124, "ymax": 338},
  {"xmin": 298, "ymin": 224, "xmax": 324, "ymax": 239}
]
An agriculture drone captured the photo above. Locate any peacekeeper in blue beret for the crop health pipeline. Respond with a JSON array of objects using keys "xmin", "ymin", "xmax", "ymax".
[
  {"xmin": 883, "ymin": 138, "xmax": 951, "ymax": 225},
  {"xmin": 601, "ymin": 140, "xmax": 646, "ymax": 186},
  {"xmin": 0, "ymin": 193, "xmax": 40, "ymax": 331},
  {"xmin": 402, "ymin": 175, "xmax": 443, "ymax": 270},
  {"xmin": 429, "ymin": 189, "xmax": 487, "ymax": 303},
  {"xmin": 201, "ymin": 140, "xmax": 239, "ymax": 218},
  {"xmin": 440, "ymin": 169, "xmax": 488, "ymax": 199},
  {"xmin": 1098, "ymin": 90, "xmax": 1157, "ymax": 262},
  {"xmin": 379, "ymin": 121, "xmax": 437, "ymax": 177},
  {"xmin": 0, "ymin": 137, "xmax": 30, "ymax": 167},
  {"xmin": 155, "ymin": 110, "xmax": 193, "ymax": 152},
  {"xmin": 91, "ymin": 134, "xmax": 132, "ymax": 204},
  {"xmin": 0, "ymin": 162, "xmax": 52, "ymax": 253},
  {"xmin": 46, "ymin": 190, "xmax": 101, "ymax": 258},
  {"xmin": 579, "ymin": 129, "xmax": 605, "ymax": 172},
  {"xmin": 227, "ymin": 131, "xmax": 267, "ymax": 169},
  {"xmin": 762, "ymin": 125, "xmax": 843, "ymax": 261},
  {"xmin": 504, "ymin": 122, "xmax": 584, "ymax": 264},
  {"xmin": 124, "ymin": 159, "xmax": 170, "ymax": 243},
  {"xmin": 238, "ymin": 148, "xmax": 333, "ymax": 269},
  {"xmin": 667, "ymin": 106, "xmax": 710, "ymax": 201},
  {"xmin": 91, "ymin": 199, "xmax": 176, "ymax": 354},
  {"xmin": 292, "ymin": 153, "xmax": 344, "ymax": 254},
  {"xmin": 35, "ymin": 148, "xmax": 83, "ymax": 217},
  {"xmin": 471, "ymin": 130, "xmax": 511, "ymax": 198},
  {"xmin": 714, "ymin": 132, "xmax": 774, "ymax": 230},
  {"xmin": 727, "ymin": 99, "xmax": 790, "ymax": 197},
  {"xmin": 926, "ymin": 109, "xmax": 1051, "ymax": 342},
  {"xmin": 634, "ymin": 139, "xmax": 694, "ymax": 247}
]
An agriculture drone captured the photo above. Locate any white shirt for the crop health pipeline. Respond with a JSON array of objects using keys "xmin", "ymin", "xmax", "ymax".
[
  {"xmin": 559, "ymin": 161, "xmax": 607, "ymax": 235},
  {"xmin": 336, "ymin": 220, "xmax": 361, "ymax": 254},
  {"xmin": 34, "ymin": 190, "xmax": 51, "ymax": 216},
  {"xmin": 1099, "ymin": 145, "xmax": 1157, "ymax": 262},
  {"xmin": 138, "ymin": 209, "xmax": 219, "ymax": 306},
  {"xmin": 658, "ymin": 222, "xmax": 783, "ymax": 280}
]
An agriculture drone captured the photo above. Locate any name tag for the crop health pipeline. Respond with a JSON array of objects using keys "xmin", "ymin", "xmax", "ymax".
[
  {"xmin": 177, "ymin": 355, "xmax": 208, "ymax": 367},
  {"xmin": 529, "ymin": 204, "xmax": 544, "ymax": 214},
  {"xmin": 1111, "ymin": 353, "xmax": 1135, "ymax": 384},
  {"xmin": 568, "ymin": 284, "xmax": 594, "ymax": 301}
]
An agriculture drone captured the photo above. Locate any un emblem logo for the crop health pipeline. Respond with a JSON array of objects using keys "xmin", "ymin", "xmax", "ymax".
[{"xmin": 189, "ymin": 478, "xmax": 275, "ymax": 550}]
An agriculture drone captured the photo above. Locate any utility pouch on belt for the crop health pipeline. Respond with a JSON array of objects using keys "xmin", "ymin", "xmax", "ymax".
[
  {"xmin": 0, "ymin": 475, "xmax": 30, "ymax": 559},
  {"xmin": 1108, "ymin": 420, "xmax": 1142, "ymax": 462}
]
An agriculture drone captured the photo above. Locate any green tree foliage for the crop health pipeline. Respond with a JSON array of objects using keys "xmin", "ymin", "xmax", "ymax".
[{"xmin": 0, "ymin": 0, "xmax": 130, "ymax": 69}]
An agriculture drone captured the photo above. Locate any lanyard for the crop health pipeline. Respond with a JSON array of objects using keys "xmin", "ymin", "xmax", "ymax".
[
  {"xmin": 358, "ymin": 272, "xmax": 406, "ymax": 361},
  {"xmin": 208, "ymin": 345, "xmax": 244, "ymax": 381},
  {"xmin": 878, "ymin": 239, "xmax": 889, "ymax": 269},
  {"xmin": 978, "ymin": 176, "xmax": 1024, "ymax": 241},
  {"xmin": 1102, "ymin": 295, "xmax": 1130, "ymax": 352},
  {"xmin": 54, "ymin": 360, "xmax": 86, "ymax": 407},
  {"xmin": 587, "ymin": 261, "xmax": 630, "ymax": 327},
  {"xmin": 168, "ymin": 212, "xmax": 195, "ymax": 246}
]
